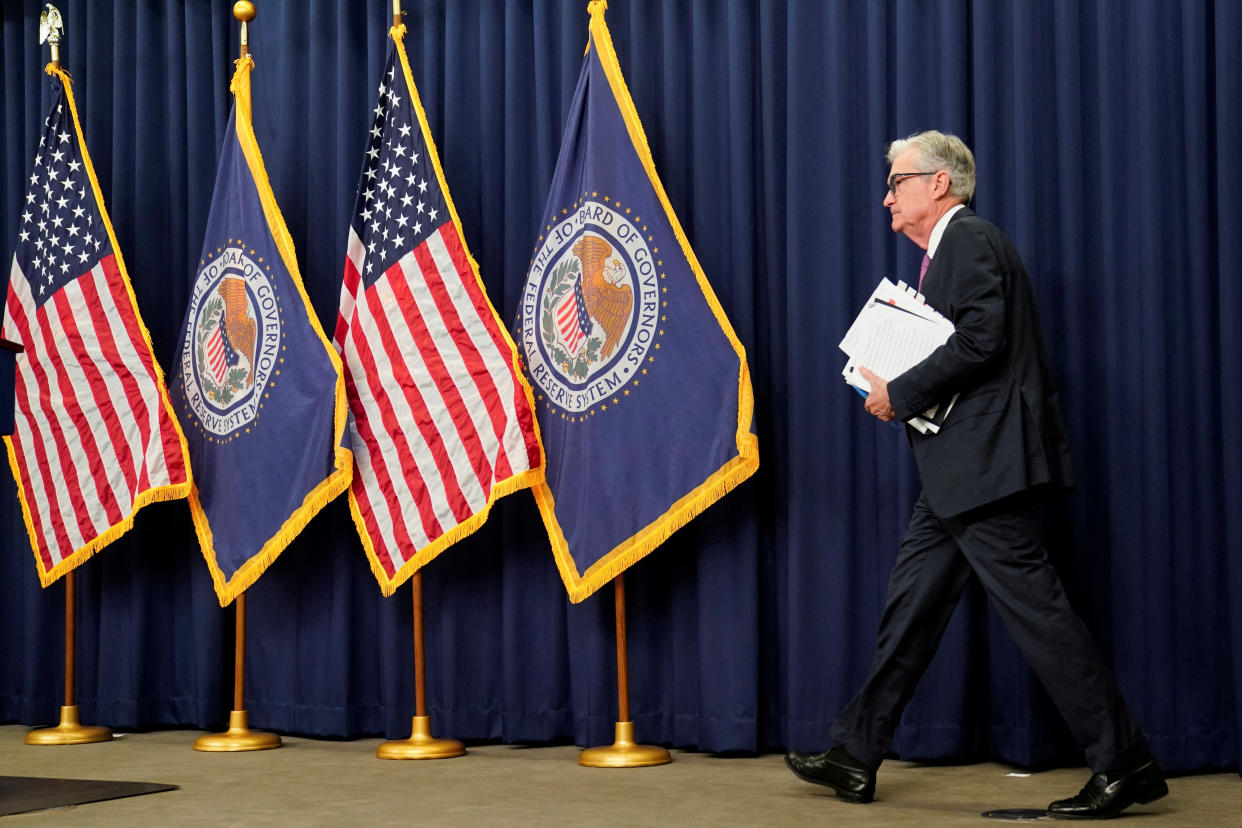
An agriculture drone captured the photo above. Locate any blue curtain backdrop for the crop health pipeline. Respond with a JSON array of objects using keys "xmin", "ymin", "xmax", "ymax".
[{"xmin": 2, "ymin": 0, "xmax": 1238, "ymax": 774}]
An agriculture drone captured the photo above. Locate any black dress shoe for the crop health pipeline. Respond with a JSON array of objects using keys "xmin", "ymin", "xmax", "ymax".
[
  {"xmin": 784, "ymin": 746, "xmax": 876, "ymax": 803},
  {"xmin": 1047, "ymin": 758, "xmax": 1168, "ymax": 819}
]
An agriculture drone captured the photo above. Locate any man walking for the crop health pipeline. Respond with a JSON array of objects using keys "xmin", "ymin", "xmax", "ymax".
[{"xmin": 785, "ymin": 131, "xmax": 1167, "ymax": 820}]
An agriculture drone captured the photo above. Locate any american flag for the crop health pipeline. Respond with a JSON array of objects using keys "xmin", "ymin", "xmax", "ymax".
[
  {"xmin": 334, "ymin": 34, "xmax": 542, "ymax": 594},
  {"xmin": 204, "ymin": 320, "xmax": 238, "ymax": 384},
  {"xmin": 554, "ymin": 279, "xmax": 591, "ymax": 355},
  {"xmin": 3, "ymin": 71, "xmax": 190, "ymax": 584}
]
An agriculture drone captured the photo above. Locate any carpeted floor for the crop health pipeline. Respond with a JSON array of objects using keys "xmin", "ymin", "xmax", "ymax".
[{"xmin": 1, "ymin": 725, "xmax": 1239, "ymax": 825}]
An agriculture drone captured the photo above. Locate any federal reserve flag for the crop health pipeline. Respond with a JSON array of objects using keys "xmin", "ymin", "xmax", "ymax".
[
  {"xmin": 3, "ymin": 66, "xmax": 191, "ymax": 586},
  {"xmin": 517, "ymin": 2, "xmax": 759, "ymax": 602},
  {"xmin": 172, "ymin": 56, "xmax": 351, "ymax": 605},
  {"xmin": 335, "ymin": 24, "xmax": 543, "ymax": 595}
]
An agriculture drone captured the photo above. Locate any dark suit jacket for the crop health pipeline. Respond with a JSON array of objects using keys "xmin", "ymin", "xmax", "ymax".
[{"xmin": 887, "ymin": 208, "xmax": 1075, "ymax": 518}]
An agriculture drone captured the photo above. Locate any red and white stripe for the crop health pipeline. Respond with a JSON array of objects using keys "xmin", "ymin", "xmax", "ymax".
[
  {"xmin": 3, "ymin": 253, "xmax": 189, "ymax": 575},
  {"xmin": 555, "ymin": 290, "xmax": 587, "ymax": 355},
  {"xmin": 335, "ymin": 221, "xmax": 539, "ymax": 579},
  {"xmin": 205, "ymin": 323, "xmax": 228, "ymax": 382}
]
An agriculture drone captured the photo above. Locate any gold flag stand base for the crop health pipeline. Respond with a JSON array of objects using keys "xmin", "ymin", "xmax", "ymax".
[
  {"xmin": 578, "ymin": 721, "xmax": 672, "ymax": 768},
  {"xmin": 380, "ymin": 574, "xmax": 465, "ymax": 760},
  {"xmin": 377, "ymin": 715, "xmax": 466, "ymax": 760},
  {"xmin": 25, "ymin": 705, "xmax": 112, "ymax": 745},
  {"xmin": 193, "ymin": 710, "xmax": 282, "ymax": 752}
]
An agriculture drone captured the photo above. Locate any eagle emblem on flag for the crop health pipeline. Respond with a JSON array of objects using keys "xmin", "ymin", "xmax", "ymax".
[
  {"xmin": 180, "ymin": 242, "xmax": 282, "ymax": 434},
  {"xmin": 525, "ymin": 201, "xmax": 658, "ymax": 396},
  {"xmin": 571, "ymin": 235, "xmax": 633, "ymax": 360}
]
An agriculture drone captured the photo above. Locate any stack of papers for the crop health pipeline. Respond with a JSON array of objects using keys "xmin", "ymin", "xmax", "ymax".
[{"xmin": 838, "ymin": 278, "xmax": 958, "ymax": 434}]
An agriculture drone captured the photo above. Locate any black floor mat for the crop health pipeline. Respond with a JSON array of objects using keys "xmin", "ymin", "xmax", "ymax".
[{"xmin": 0, "ymin": 775, "xmax": 177, "ymax": 816}]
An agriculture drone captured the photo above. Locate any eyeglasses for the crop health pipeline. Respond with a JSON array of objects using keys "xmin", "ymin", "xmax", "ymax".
[{"xmin": 886, "ymin": 171, "xmax": 936, "ymax": 194}]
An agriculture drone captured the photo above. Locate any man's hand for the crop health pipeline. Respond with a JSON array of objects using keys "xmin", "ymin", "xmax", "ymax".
[{"xmin": 858, "ymin": 366, "xmax": 896, "ymax": 423}]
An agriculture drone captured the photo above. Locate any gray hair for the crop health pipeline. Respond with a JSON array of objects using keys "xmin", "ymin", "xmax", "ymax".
[{"xmin": 887, "ymin": 130, "xmax": 976, "ymax": 202}]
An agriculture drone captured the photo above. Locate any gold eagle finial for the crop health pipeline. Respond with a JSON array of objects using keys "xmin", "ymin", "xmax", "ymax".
[{"xmin": 39, "ymin": 4, "xmax": 63, "ymax": 47}]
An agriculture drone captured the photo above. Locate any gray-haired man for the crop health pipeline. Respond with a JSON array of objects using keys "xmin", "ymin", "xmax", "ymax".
[{"xmin": 786, "ymin": 131, "xmax": 1167, "ymax": 820}]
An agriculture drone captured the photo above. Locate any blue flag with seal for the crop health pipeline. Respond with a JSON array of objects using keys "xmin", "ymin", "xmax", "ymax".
[
  {"xmin": 517, "ymin": 1, "xmax": 759, "ymax": 603},
  {"xmin": 172, "ymin": 56, "xmax": 351, "ymax": 605}
]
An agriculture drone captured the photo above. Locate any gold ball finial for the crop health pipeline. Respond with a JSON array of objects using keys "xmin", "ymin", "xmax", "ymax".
[{"xmin": 233, "ymin": 2, "xmax": 256, "ymax": 23}]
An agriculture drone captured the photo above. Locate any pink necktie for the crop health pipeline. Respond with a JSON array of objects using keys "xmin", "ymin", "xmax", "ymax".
[{"xmin": 918, "ymin": 253, "xmax": 931, "ymax": 291}]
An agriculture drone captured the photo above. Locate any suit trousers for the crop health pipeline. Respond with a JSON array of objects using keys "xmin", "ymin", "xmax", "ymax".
[{"xmin": 829, "ymin": 491, "xmax": 1150, "ymax": 773}]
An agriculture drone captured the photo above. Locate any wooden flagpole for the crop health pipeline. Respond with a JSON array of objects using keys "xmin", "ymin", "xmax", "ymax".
[
  {"xmin": 376, "ymin": 570, "xmax": 465, "ymax": 759},
  {"xmin": 24, "ymin": 2, "xmax": 112, "ymax": 750},
  {"xmin": 194, "ymin": 590, "xmax": 280, "ymax": 750},
  {"xmin": 192, "ymin": 2, "xmax": 281, "ymax": 752},
  {"xmin": 578, "ymin": 574, "xmax": 671, "ymax": 767},
  {"xmin": 26, "ymin": 571, "xmax": 113, "ymax": 745}
]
